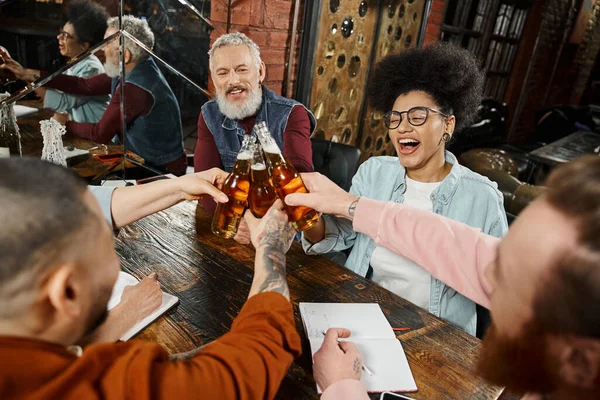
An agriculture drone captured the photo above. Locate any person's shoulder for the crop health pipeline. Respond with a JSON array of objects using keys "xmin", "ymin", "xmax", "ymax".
[
  {"xmin": 354, "ymin": 156, "xmax": 402, "ymax": 186},
  {"xmin": 201, "ymin": 98, "xmax": 219, "ymax": 113},
  {"xmin": 454, "ymin": 164, "xmax": 504, "ymax": 202},
  {"xmin": 72, "ymin": 55, "xmax": 105, "ymax": 76},
  {"xmin": 360, "ymin": 155, "xmax": 402, "ymax": 171}
]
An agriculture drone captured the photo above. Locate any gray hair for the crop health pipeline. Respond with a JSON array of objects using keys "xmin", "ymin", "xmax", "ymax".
[
  {"xmin": 107, "ymin": 15, "xmax": 154, "ymax": 63},
  {"xmin": 209, "ymin": 32, "xmax": 262, "ymax": 72}
]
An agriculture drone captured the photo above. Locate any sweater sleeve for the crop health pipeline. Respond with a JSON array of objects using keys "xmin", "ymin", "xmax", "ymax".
[
  {"xmin": 194, "ymin": 112, "xmax": 223, "ymax": 213},
  {"xmin": 282, "ymin": 106, "xmax": 313, "ymax": 173},
  {"xmin": 148, "ymin": 292, "xmax": 301, "ymax": 399},
  {"xmin": 352, "ymin": 197, "xmax": 499, "ymax": 308},
  {"xmin": 320, "ymin": 380, "xmax": 370, "ymax": 400},
  {"xmin": 65, "ymin": 83, "xmax": 153, "ymax": 144},
  {"xmin": 43, "ymin": 71, "xmax": 113, "ymax": 96}
]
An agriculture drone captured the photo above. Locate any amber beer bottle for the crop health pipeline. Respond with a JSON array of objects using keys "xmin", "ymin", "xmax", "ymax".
[
  {"xmin": 248, "ymin": 144, "xmax": 278, "ymax": 218},
  {"xmin": 253, "ymin": 122, "xmax": 319, "ymax": 231},
  {"xmin": 211, "ymin": 135, "xmax": 253, "ymax": 238}
]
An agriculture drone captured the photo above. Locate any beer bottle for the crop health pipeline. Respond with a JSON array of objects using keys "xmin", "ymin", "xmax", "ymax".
[
  {"xmin": 248, "ymin": 143, "xmax": 277, "ymax": 218},
  {"xmin": 0, "ymin": 93, "xmax": 22, "ymax": 158},
  {"xmin": 211, "ymin": 135, "xmax": 254, "ymax": 238},
  {"xmin": 253, "ymin": 121, "xmax": 319, "ymax": 231}
]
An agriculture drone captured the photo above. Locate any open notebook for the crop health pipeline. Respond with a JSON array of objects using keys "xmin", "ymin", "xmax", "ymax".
[
  {"xmin": 107, "ymin": 271, "xmax": 179, "ymax": 341},
  {"xmin": 299, "ymin": 302, "xmax": 417, "ymax": 394}
]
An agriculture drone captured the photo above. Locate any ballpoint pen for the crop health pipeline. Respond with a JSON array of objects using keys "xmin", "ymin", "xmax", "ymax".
[{"xmin": 321, "ymin": 330, "xmax": 374, "ymax": 376}]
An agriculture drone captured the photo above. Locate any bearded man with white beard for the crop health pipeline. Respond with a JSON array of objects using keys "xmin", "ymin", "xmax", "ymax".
[
  {"xmin": 2, "ymin": 16, "xmax": 187, "ymax": 176},
  {"xmin": 194, "ymin": 32, "xmax": 316, "ymax": 178}
]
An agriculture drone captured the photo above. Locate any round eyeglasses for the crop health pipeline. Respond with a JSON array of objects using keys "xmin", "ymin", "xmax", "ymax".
[
  {"xmin": 58, "ymin": 30, "xmax": 76, "ymax": 41},
  {"xmin": 383, "ymin": 107, "xmax": 449, "ymax": 129}
]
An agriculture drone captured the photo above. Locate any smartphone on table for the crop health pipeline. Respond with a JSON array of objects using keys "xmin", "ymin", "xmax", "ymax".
[{"xmin": 380, "ymin": 392, "xmax": 416, "ymax": 400}]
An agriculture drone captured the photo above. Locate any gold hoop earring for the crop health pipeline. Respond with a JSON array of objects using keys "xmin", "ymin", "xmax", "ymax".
[{"xmin": 442, "ymin": 133, "xmax": 451, "ymax": 142}]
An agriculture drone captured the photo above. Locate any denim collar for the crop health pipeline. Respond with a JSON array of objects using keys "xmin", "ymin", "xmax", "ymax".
[
  {"xmin": 393, "ymin": 151, "xmax": 463, "ymax": 205},
  {"xmin": 220, "ymin": 85, "xmax": 271, "ymax": 134}
]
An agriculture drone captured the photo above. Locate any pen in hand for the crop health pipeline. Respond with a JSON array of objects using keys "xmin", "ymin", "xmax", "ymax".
[{"xmin": 321, "ymin": 330, "xmax": 374, "ymax": 376}]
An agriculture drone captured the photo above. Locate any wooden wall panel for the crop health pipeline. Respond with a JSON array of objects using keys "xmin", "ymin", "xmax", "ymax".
[
  {"xmin": 308, "ymin": 0, "xmax": 380, "ymax": 146},
  {"xmin": 359, "ymin": 0, "xmax": 429, "ymax": 161}
]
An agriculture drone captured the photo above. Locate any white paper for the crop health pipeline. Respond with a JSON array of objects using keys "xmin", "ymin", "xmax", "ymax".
[
  {"xmin": 0, "ymin": 147, "xmax": 9, "ymax": 158},
  {"xmin": 300, "ymin": 302, "xmax": 417, "ymax": 394},
  {"xmin": 108, "ymin": 271, "xmax": 179, "ymax": 341},
  {"xmin": 63, "ymin": 146, "xmax": 89, "ymax": 159},
  {"xmin": 13, "ymin": 104, "xmax": 38, "ymax": 118}
]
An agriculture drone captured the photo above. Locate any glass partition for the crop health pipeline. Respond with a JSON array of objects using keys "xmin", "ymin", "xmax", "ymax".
[
  {"xmin": 119, "ymin": 0, "xmax": 213, "ymax": 179},
  {"xmin": 0, "ymin": 0, "xmax": 214, "ymax": 183}
]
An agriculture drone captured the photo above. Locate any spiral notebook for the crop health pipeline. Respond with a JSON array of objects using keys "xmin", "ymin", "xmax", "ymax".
[
  {"xmin": 107, "ymin": 271, "xmax": 179, "ymax": 341},
  {"xmin": 299, "ymin": 302, "xmax": 417, "ymax": 394}
]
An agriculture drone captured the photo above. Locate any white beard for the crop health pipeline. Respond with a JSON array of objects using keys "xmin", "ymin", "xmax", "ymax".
[
  {"xmin": 216, "ymin": 87, "xmax": 263, "ymax": 120},
  {"xmin": 104, "ymin": 60, "xmax": 122, "ymax": 78}
]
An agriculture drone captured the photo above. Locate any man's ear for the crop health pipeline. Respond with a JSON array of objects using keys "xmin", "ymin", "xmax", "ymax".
[
  {"xmin": 557, "ymin": 336, "xmax": 600, "ymax": 389},
  {"xmin": 259, "ymin": 62, "xmax": 266, "ymax": 84},
  {"xmin": 46, "ymin": 265, "xmax": 82, "ymax": 321},
  {"xmin": 124, "ymin": 48, "xmax": 132, "ymax": 64}
]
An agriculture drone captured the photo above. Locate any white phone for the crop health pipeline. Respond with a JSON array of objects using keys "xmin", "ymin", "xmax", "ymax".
[{"xmin": 379, "ymin": 393, "xmax": 416, "ymax": 400}]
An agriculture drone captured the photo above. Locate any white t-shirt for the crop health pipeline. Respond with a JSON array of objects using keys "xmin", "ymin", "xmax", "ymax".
[{"xmin": 370, "ymin": 177, "xmax": 441, "ymax": 309}]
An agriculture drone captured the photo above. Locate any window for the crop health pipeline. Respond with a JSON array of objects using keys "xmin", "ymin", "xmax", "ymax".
[{"xmin": 440, "ymin": 0, "xmax": 530, "ymax": 101}]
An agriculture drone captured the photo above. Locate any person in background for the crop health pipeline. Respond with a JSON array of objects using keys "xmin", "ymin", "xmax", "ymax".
[
  {"xmin": 0, "ymin": 157, "xmax": 301, "ymax": 399},
  {"xmin": 42, "ymin": 0, "xmax": 110, "ymax": 123},
  {"xmin": 195, "ymin": 31, "xmax": 316, "ymax": 242},
  {"xmin": 301, "ymin": 43, "xmax": 508, "ymax": 336},
  {"xmin": 287, "ymin": 156, "xmax": 600, "ymax": 399},
  {"xmin": 1, "ymin": 16, "xmax": 186, "ymax": 176},
  {"xmin": 195, "ymin": 32, "xmax": 315, "ymax": 176}
]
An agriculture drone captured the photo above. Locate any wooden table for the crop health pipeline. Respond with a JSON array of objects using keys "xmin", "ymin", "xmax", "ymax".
[
  {"xmin": 115, "ymin": 202, "xmax": 503, "ymax": 399},
  {"xmin": 528, "ymin": 131, "xmax": 600, "ymax": 166},
  {"xmin": 15, "ymin": 99, "xmax": 141, "ymax": 179}
]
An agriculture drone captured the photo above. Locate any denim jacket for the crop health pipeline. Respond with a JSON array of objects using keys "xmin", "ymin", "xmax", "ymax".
[
  {"xmin": 201, "ymin": 86, "xmax": 316, "ymax": 172},
  {"xmin": 302, "ymin": 152, "xmax": 508, "ymax": 335},
  {"xmin": 111, "ymin": 57, "xmax": 184, "ymax": 166}
]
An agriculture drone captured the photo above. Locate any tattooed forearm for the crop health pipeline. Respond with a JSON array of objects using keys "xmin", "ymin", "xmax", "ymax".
[
  {"xmin": 253, "ymin": 245, "xmax": 290, "ymax": 300},
  {"xmin": 170, "ymin": 346, "xmax": 205, "ymax": 361},
  {"xmin": 255, "ymin": 211, "xmax": 295, "ymax": 252}
]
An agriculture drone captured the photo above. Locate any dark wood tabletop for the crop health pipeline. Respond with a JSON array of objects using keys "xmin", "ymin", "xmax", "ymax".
[
  {"xmin": 16, "ymin": 99, "xmax": 142, "ymax": 178},
  {"xmin": 114, "ymin": 202, "xmax": 503, "ymax": 399},
  {"xmin": 528, "ymin": 131, "xmax": 600, "ymax": 165}
]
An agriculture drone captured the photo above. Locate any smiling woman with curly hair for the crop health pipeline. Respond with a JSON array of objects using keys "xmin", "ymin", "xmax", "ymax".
[{"xmin": 302, "ymin": 43, "xmax": 509, "ymax": 336}]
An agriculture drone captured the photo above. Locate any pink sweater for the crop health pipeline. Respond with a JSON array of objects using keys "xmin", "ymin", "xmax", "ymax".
[{"xmin": 320, "ymin": 197, "xmax": 500, "ymax": 399}]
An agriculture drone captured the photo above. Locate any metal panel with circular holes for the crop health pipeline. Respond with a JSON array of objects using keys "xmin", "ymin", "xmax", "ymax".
[
  {"xmin": 303, "ymin": 0, "xmax": 380, "ymax": 147},
  {"xmin": 296, "ymin": 0, "xmax": 430, "ymax": 164}
]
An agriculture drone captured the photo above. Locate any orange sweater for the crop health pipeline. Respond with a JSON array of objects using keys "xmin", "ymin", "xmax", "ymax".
[{"xmin": 0, "ymin": 292, "xmax": 301, "ymax": 400}]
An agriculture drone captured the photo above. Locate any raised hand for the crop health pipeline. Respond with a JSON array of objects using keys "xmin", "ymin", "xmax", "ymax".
[
  {"xmin": 284, "ymin": 172, "xmax": 360, "ymax": 220},
  {"xmin": 0, "ymin": 57, "xmax": 39, "ymax": 83},
  {"xmin": 176, "ymin": 167, "xmax": 229, "ymax": 202}
]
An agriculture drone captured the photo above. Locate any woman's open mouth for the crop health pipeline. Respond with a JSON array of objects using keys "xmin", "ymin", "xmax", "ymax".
[{"xmin": 397, "ymin": 138, "xmax": 421, "ymax": 155}]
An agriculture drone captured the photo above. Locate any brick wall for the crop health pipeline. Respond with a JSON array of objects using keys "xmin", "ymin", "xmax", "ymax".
[
  {"xmin": 208, "ymin": 1, "xmax": 444, "ymax": 96},
  {"xmin": 209, "ymin": 0, "xmax": 303, "ymax": 97},
  {"xmin": 423, "ymin": 0, "xmax": 445, "ymax": 45}
]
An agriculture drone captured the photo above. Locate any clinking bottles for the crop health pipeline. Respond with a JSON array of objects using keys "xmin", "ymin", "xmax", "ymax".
[
  {"xmin": 211, "ymin": 135, "xmax": 254, "ymax": 238},
  {"xmin": 253, "ymin": 121, "xmax": 319, "ymax": 231},
  {"xmin": 248, "ymin": 143, "xmax": 277, "ymax": 218}
]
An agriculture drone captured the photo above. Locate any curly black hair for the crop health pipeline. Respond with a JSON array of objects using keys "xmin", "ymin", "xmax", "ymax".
[
  {"xmin": 367, "ymin": 42, "xmax": 484, "ymax": 131},
  {"xmin": 67, "ymin": 0, "xmax": 110, "ymax": 47}
]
